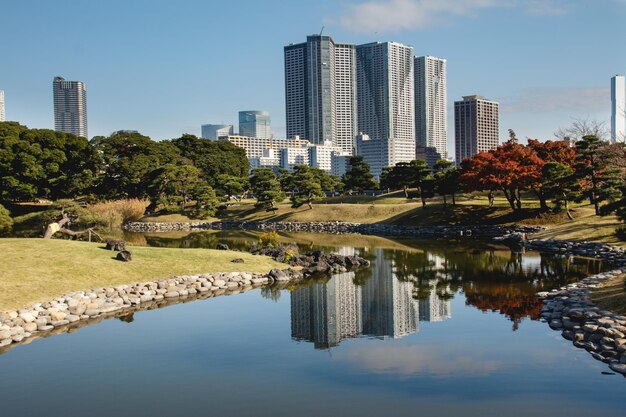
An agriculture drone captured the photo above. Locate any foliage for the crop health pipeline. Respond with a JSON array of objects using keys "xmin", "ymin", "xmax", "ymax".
[
  {"xmin": 258, "ymin": 231, "xmax": 280, "ymax": 248},
  {"xmin": 91, "ymin": 130, "xmax": 181, "ymax": 199},
  {"xmin": 0, "ymin": 122, "xmax": 101, "ymax": 203},
  {"xmin": 172, "ymin": 134, "xmax": 249, "ymax": 187},
  {"xmin": 0, "ymin": 203, "xmax": 13, "ymax": 236},
  {"xmin": 88, "ymin": 199, "xmax": 150, "ymax": 228},
  {"xmin": 343, "ymin": 156, "xmax": 377, "ymax": 194},
  {"xmin": 289, "ymin": 165, "xmax": 325, "ymax": 209},
  {"xmin": 433, "ymin": 160, "xmax": 460, "ymax": 206},
  {"xmin": 215, "ymin": 174, "xmax": 248, "ymax": 201},
  {"xmin": 250, "ymin": 168, "xmax": 284, "ymax": 210},
  {"xmin": 574, "ymin": 135, "xmax": 622, "ymax": 215}
]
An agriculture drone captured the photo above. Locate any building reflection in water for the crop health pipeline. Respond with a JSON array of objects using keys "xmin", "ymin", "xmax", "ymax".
[{"xmin": 291, "ymin": 248, "xmax": 451, "ymax": 349}]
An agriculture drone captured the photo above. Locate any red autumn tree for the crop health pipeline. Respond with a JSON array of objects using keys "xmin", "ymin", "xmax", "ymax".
[{"xmin": 526, "ymin": 139, "xmax": 576, "ymax": 210}]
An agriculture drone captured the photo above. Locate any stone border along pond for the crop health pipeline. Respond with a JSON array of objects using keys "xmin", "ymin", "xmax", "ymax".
[
  {"xmin": 124, "ymin": 220, "xmax": 543, "ymax": 238},
  {"xmin": 529, "ymin": 239, "xmax": 626, "ymax": 376},
  {"xmin": 0, "ymin": 249, "xmax": 370, "ymax": 356}
]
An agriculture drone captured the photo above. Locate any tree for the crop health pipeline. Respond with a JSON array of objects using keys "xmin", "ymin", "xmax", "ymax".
[
  {"xmin": 149, "ymin": 163, "xmax": 205, "ymax": 211},
  {"xmin": 91, "ymin": 130, "xmax": 181, "ymax": 199},
  {"xmin": 410, "ymin": 160, "xmax": 433, "ymax": 207},
  {"xmin": 433, "ymin": 160, "xmax": 460, "ymax": 206},
  {"xmin": 343, "ymin": 156, "xmax": 377, "ymax": 194},
  {"xmin": 0, "ymin": 122, "xmax": 101, "ymax": 203},
  {"xmin": 311, "ymin": 168, "xmax": 343, "ymax": 194},
  {"xmin": 460, "ymin": 140, "xmax": 543, "ymax": 211},
  {"xmin": 215, "ymin": 174, "xmax": 248, "ymax": 202},
  {"xmin": 0, "ymin": 204, "xmax": 13, "ymax": 236},
  {"xmin": 554, "ymin": 118, "xmax": 609, "ymax": 141},
  {"xmin": 526, "ymin": 139, "xmax": 576, "ymax": 210},
  {"xmin": 289, "ymin": 165, "xmax": 325, "ymax": 209},
  {"xmin": 380, "ymin": 162, "xmax": 416, "ymax": 198},
  {"xmin": 172, "ymin": 134, "xmax": 249, "ymax": 187},
  {"xmin": 541, "ymin": 162, "xmax": 576, "ymax": 219},
  {"xmin": 250, "ymin": 168, "xmax": 284, "ymax": 210},
  {"xmin": 574, "ymin": 135, "xmax": 622, "ymax": 215}
]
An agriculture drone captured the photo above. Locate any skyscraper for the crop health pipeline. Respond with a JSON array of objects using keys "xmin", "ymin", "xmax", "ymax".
[
  {"xmin": 414, "ymin": 56, "xmax": 448, "ymax": 164},
  {"xmin": 356, "ymin": 41, "xmax": 415, "ymax": 178},
  {"xmin": 454, "ymin": 95, "xmax": 499, "ymax": 164},
  {"xmin": 53, "ymin": 76, "xmax": 88, "ymax": 138},
  {"xmin": 239, "ymin": 110, "xmax": 272, "ymax": 139},
  {"xmin": 201, "ymin": 124, "xmax": 233, "ymax": 140},
  {"xmin": 611, "ymin": 75, "xmax": 626, "ymax": 143},
  {"xmin": 284, "ymin": 35, "xmax": 357, "ymax": 154},
  {"xmin": 0, "ymin": 90, "xmax": 5, "ymax": 122}
]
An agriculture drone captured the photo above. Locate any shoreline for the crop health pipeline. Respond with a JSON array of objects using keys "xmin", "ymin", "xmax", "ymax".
[{"xmin": 2, "ymin": 229, "xmax": 625, "ymax": 360}]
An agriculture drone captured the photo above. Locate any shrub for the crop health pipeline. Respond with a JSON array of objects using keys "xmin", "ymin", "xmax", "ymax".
[
  {"xmin": 258, "ymin": 231, "xmax": 279, "ymax": 248},
  {"xmin": 0, "ymin": 204, "xmax": 13, "ymax": 236},
  {"xmin": 88, "ymin": 199, "xmax": 150, "ymax": 228}
]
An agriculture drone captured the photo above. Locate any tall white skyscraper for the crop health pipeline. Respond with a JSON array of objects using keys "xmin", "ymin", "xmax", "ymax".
[
  {"xmin": 454, "ymin": 95, "xmax": 499, "ymax": 165},
  {"xmin": 415, "ymin": 56, "xmax": 448, "ymax": 164},
  {"xmin": 356, "ymin": 41, "xmax": 415, "ymax": 178},
  {"xmin": 611, "ymin": 75, "xmax": 626, "ymax": 143},
  {"xmin": 53, "ymin": 76, "xmax": 88, "ymax": 138},
  {"xmin": 239, "ymin": 110, "xmax": 271, "ymax": 139},
  {"xmin": 284, "ymin": 35, "xmax": 358, "ymax": 154},
  {"xmin": 0, "ymin": 90, "xmax": 5, "ymax": 122}
]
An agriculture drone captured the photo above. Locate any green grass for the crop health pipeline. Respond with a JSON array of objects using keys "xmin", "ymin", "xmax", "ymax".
[{"xmin": 0, "ymin": 238, "xmax": 284, "ymax": 312}]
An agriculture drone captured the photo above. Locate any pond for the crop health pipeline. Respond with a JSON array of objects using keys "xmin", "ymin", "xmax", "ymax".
[{"xmin": 0, "ymin": 231, "xmax": 624, "ymax": 417}]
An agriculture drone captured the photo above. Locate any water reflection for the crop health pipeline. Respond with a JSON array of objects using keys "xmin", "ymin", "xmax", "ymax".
[{"xmin": 290, "ymin": 245, "xmax": 605, "ymax": 349}]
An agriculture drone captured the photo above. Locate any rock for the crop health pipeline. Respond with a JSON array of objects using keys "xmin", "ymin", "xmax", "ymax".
[
  {"xmin": 23, "ymin": 323, "xmax": 37, "ymax": 332},
  {"xmin": 105, "ymin": 240, "xmax": 126, "ymax": 251},
  {"xmin": 609, "ymin": 363, "xmax": 626, "ymax": 375},
  {"xmin": 50, "ymin": 311, "xmax": 67, "ymax": 322},
  {"xmin": 231, "ymin": 258, "xmax": 245, "ymax": 263},
  {"xmin": 216, "ymin": 243, "xmax": 229, "ymax": 250},
  {"xmin": 18, "ymin": 312, "xmax": 36, "ymax": 323},
  {"xmin": 164, "ymin": 291, "xmax": 179, "ymax": 298},
  {"xmin": 0, "ymin": 330, "xmax": 10, "ymax": 340},
  {"xmin": 116, "ymin": 250, "xmax": 132, "ymax": 262}
]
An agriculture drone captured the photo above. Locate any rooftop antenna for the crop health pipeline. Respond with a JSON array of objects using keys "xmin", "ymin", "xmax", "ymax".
[{"xmin": 319, "ymin": 26, "xmax": 324, "ymax": 36}]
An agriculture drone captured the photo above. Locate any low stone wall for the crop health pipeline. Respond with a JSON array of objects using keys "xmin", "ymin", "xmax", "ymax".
[
  {"xmin": 0, "ymin": 271, "xmax": 273, "ymax": 354},
  {"xmin": 124, "ymin": 220, "xmax": 543, "ymax": 238},
  {"xmin": 525, "ymin": 238, "xmax": 625, "ymax": 262},
  {"xmin": 538, "ymin": 268, "xmax": 626, "ymax": 376}
]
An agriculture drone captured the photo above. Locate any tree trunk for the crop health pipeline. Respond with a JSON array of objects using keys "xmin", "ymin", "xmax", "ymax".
[
  {"xmin": 563, "ymin": 192, "xmax": 574, "ymax": 220},
  {"xmin": 502, "ymin": 188, "xmax": 517, "ymax": 211},
  {"xmin": 403, "ymin": 186, "xmax": 409, "ymax": 199},
  {"xmin": 43, "ymin": 212, "xmax": 72, "ymax": 239},
  {"xmin": 452, "ymin": 193, "xmax": 456, "ymax": 206},
  {"xmin": 443, "ymin": 194, "xmax": 447, "ymax": 206},
  {"xmin": 307, "ymin": 200, "xmax": 313, "ymax": 210},
  {"xmin": 488, "ymin": 191, "xmax": 494, "ymax": 208}
]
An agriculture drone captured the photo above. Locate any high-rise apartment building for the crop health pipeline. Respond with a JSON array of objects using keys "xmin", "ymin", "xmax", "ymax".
[
  {"xmin": 611, "ymin": 75, "xmax": 626, "ymax": 143},
  {"xmin": 414, "ymin": 56, "xmax": 448, "ymax": 164},
  {"xmin": 356, "ymin": 42, "xmax": 415, "ymax": 177},
  {"xmin": 53, "ymin": 76, "xmax": 88, "ymax": 138},
  {"xmin": 201, "ymin": 124, "xmax": 233, "ymax": 140},
  {"xmin": 0, "ymin": 90, "xmax": 5, "ymax": 122},
  {"xmin": 454, "ymin": 95, "xmax": 499, "ymax": 164},
  {"xmin": 239, "ymin": 110, "xmax": 272, "ymax": 139},
  {"xmin": 284, "ymin": 35, "xmax": 358, "ymax": 154}
]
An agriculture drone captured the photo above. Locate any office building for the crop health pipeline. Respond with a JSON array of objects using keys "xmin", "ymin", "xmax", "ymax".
[
  {"xmin": 239, "ymin": 110, "xmax": 271, "ymax": 139},
  {"xmin": 415, "ymin": 56, "xmax": 448, "ymax": 165},
  {"xmin": 201, "ymin": 124, "xmax": 233, "ymax": 140},
  {"xmin": 53, "ymin": 76, "xmax": 88, "ymax": 138},
  {"xmin": 284, "ymin": 35, "xmax": 358, "ymax": 154},
  {"xmin": 0, "ymin": 90, "xmax": 4, "ymax": 122},
  {"xmin": 356, "ymin": 41, "xmax": 415, "ymax": 174},
  {"xmin": 454, "ymin": 95, "xmax": 499, "ymax": 164},
  {"xmin": 611, "ymin": 75, "xmax": 626, "ymax": 143}
]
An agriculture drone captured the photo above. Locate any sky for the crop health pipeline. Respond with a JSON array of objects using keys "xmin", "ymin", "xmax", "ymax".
[{"xmin": 1, "ymin": 0, "xmax": 625, "ymax": 156}]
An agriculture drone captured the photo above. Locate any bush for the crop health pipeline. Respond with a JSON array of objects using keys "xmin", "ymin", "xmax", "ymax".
[
  {"xmin": 0, "ymin": 204, "xmax": 13, "ymax": 236},
  {"xmin": 88, "ymin": 199, "xmax": 150, "ymax": 228},
  {"xmin": 258, "ymin": 231, "xmax": 279, "ymax": 248}
]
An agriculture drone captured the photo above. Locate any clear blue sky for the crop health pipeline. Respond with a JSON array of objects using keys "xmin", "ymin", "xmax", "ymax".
[{"xmin": 1, "ymin": 0, "xmax": 624, "ymax": 154}]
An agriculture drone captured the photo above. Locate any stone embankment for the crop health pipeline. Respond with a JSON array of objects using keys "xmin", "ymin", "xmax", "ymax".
[
  {"xmin": 533, "ymin": 239, "xmax": 626, "ymax": 376},
  {"xmin": 0, "ymin": 248, "xmax": 370, "ymax": 355},
  {"xmin": 125, "ymin": 220, "xmax": 542, "ymax": 238}
]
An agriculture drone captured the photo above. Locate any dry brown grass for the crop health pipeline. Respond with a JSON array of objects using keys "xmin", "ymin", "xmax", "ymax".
[
  {"xmin": 591, "ymin": 274, "xmax": 626, "ymax": 314},
  {"xmin": 89, "ymin": 199, "xmax": 150, "ymax": 228}
]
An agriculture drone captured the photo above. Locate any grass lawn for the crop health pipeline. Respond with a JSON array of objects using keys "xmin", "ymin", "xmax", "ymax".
[
  {"xmin": 591, "ymin": 274, "xmax": 626, "ymax": 315},
  {"xmin": 0, "ymin": 238, "xmax": 284, "ymax": 312}
]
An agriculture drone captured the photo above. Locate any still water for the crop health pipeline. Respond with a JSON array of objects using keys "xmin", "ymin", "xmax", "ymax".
[{"xmin": 0, "ymin": 231, "xmax": 624, "ymax": 417}]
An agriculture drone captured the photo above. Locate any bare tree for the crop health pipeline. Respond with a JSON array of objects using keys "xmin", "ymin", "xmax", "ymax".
[{"xmin": 554, "ymin": 117, "xmax": 609, "ymax": 141}]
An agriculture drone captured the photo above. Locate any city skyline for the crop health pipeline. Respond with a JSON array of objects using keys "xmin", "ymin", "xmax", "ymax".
[
  {"xmin": 1, "ymin": 1, "xmax": 624, "ymax": 155},
  {"xmin": 53, "ymin": 76, "xmax": 88, "ymax": 138}
]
